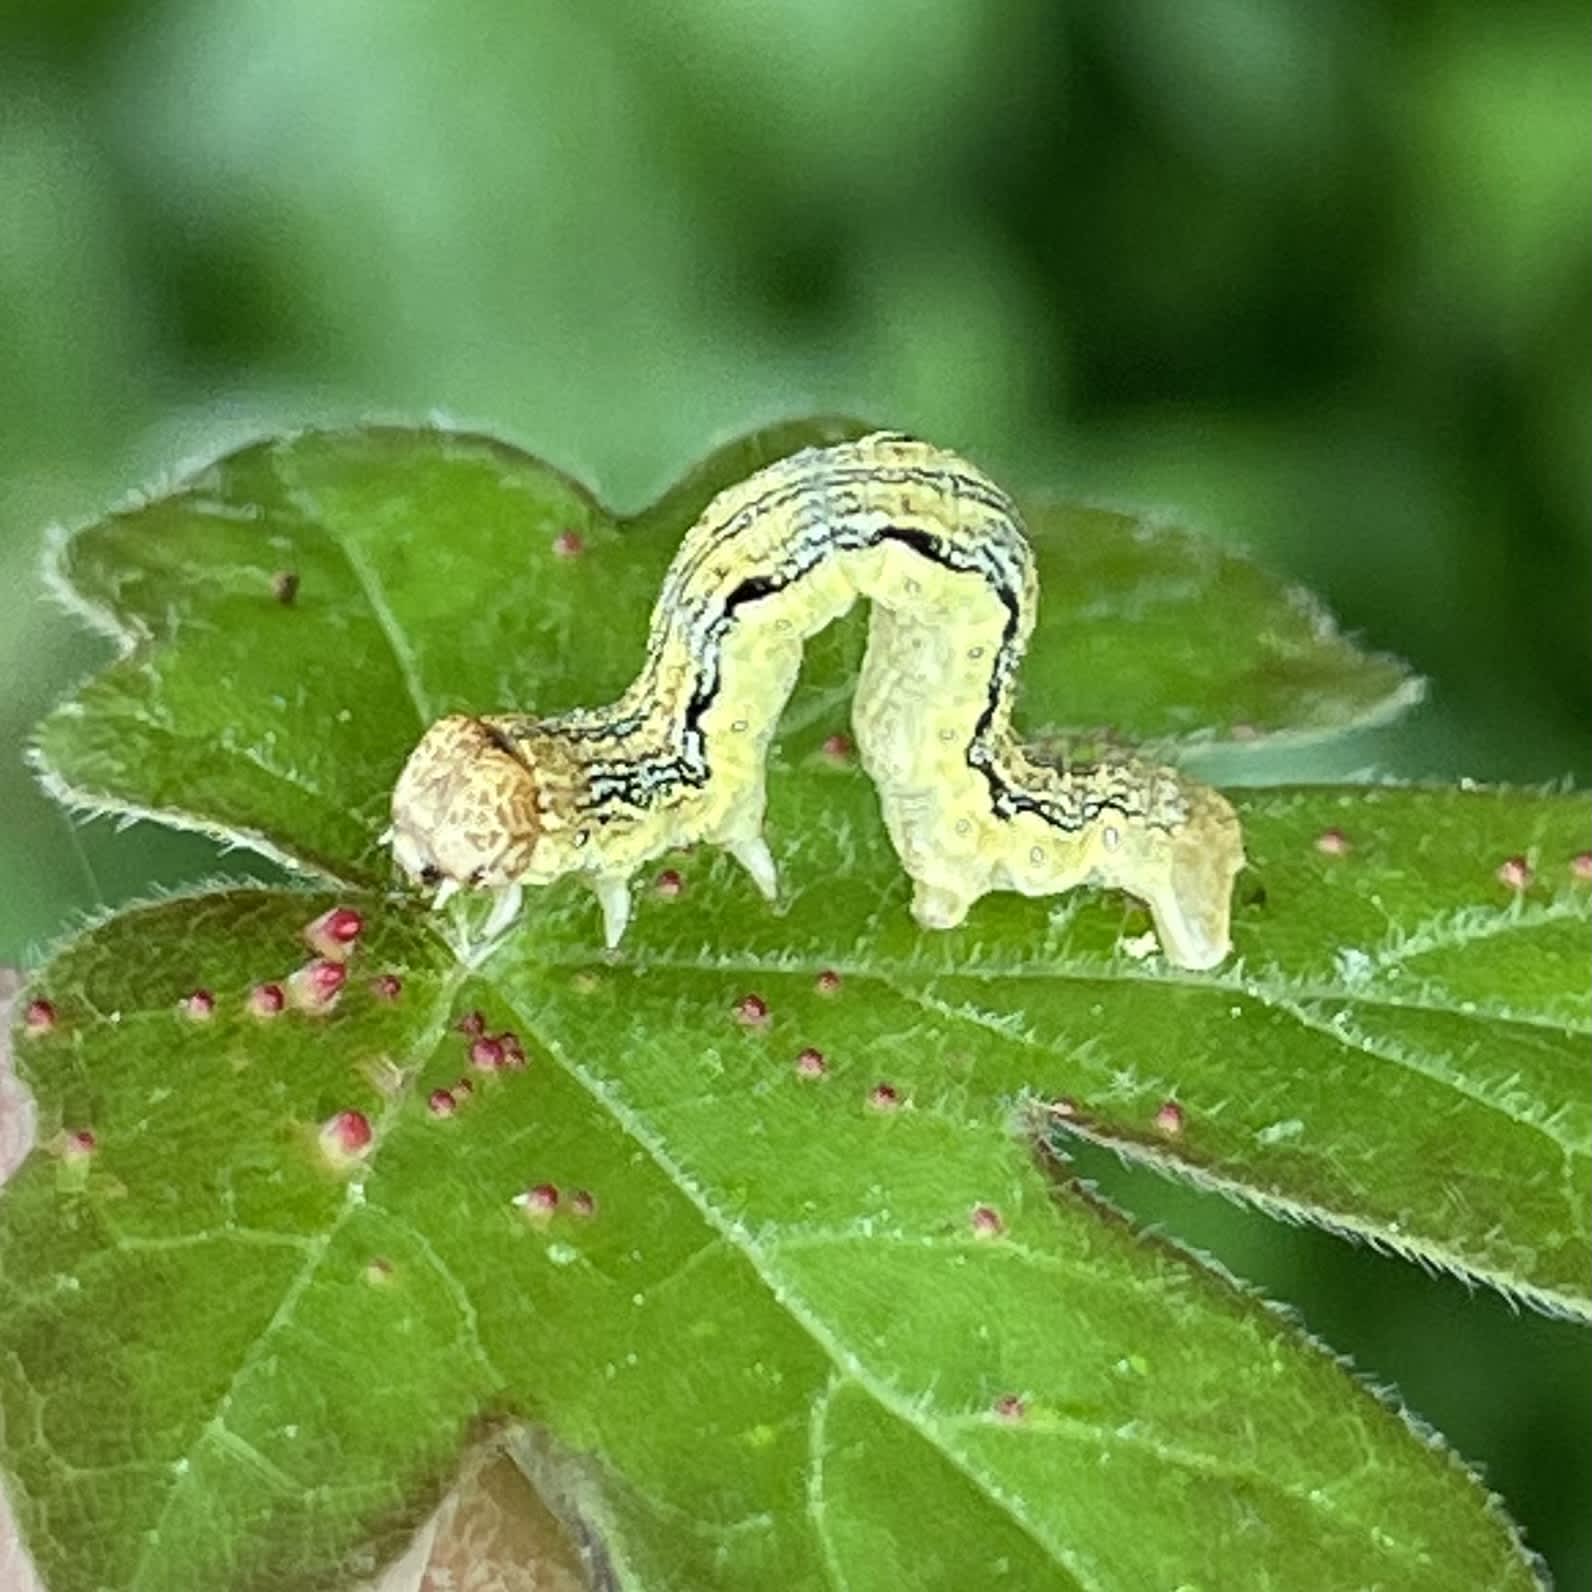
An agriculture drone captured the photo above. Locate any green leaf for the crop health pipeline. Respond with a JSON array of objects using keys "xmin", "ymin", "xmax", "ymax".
[
  {"xmin": 1024, "ymin": 781, "xmax": 1592, "ymax": 1316},
  {"xmin": 1016, "ymin": 496, "xmax": 1424, "ymax": 747},
  {"xmin": 2, "ymin": 888, "xmax": 1544, "ymax": 1591},
  {"xmin": 7, "ymin": 420, "xmax": 1581, "ymax": 1588},
  {"xmin": 33, "ymin": 424, "xmax": 1418, "ymax": 888}
]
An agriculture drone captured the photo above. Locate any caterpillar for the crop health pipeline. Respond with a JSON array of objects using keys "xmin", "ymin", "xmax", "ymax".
[{"xmin": 387, "ymin": 432, "xmax": 1245, "ymax": 970}]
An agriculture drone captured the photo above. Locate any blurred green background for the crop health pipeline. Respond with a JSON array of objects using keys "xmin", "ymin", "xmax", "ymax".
[{"xmin": 2, "ymin": 2, "xmax": 1587, "ymax": 1585}]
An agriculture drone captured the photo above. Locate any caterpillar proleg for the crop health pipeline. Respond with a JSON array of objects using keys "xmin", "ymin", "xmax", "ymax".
[{"xmin": 389, "ymin": 433, "xmax": 1245, "ymax": 969}]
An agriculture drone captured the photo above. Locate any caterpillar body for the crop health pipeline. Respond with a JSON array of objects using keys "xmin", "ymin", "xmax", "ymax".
[{"xmin": 388, "ymin": 432, "xmax": 1245, "ymax": 969}]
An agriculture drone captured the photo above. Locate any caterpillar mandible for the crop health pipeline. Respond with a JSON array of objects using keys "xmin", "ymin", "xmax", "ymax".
[{"xmin": 387, "ymin": 432, "xmax": 1245, "ymax": 970}]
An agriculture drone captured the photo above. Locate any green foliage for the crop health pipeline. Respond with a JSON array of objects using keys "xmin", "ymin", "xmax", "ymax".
[{"xmin": 5, "ymin": 422, "xmax": 1587, "ymax": 1590}]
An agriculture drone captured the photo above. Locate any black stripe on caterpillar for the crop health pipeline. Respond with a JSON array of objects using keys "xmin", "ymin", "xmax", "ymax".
[{"xmin": 388, "ymin": 432, "xmax": 1245, "ymax": 969}]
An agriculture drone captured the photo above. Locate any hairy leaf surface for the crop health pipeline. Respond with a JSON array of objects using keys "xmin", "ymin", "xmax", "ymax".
[{"xmin": 2, "ymin": 887, "xmax": 1550, "ymax": 1590}]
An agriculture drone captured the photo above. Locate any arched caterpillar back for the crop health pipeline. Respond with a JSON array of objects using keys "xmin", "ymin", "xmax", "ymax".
[{"xmin": 388, "ymin": 432, "xmax": 1245, "ymax": 969}]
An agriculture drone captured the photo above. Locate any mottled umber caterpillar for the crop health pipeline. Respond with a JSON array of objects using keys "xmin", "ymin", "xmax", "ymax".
[{"xmin": 388, "ymin": 433, "xmax": 1245, "ymax": 969}]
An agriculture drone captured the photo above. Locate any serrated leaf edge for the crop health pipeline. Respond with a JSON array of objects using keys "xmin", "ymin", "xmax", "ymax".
[{"xmin": 1049, "ymin": 1109, "xmax": 1590, "ymax": 1325}]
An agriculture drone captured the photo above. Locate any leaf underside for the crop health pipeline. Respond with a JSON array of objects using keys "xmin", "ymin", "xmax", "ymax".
[{"xmin": 5, "ymin": 421, "xmax": 1583, "ymax": 1591}]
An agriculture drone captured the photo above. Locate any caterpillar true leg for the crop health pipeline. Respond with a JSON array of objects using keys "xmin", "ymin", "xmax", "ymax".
[
  {"xmin": 727, "ymin": 835, "xmax": 780, "ymax": 901},
  {"xmin": 589, "ymin": 874, "xmax": 633, "ymax": 950},
  {"xmin": 478, "ymin": 881, "xmax": 524, "ymax": 942},
  {"xmin": 388, "ymin": 432, "xmax": 1245, "ymax": 969}
]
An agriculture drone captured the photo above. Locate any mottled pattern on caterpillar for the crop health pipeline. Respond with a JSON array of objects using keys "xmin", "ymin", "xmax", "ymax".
[{"xmin": 388, "ymin": 432, "xmax": 1245, "ymax": 969}]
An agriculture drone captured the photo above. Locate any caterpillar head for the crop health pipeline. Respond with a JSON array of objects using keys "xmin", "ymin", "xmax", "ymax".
[
  {"xmin": 1094, "ymin": 782, "xmax": 1246, "ymax": 971},
  {"xmin": 387, "ymin": 715, "xmax": 542, "ymax": 905}
]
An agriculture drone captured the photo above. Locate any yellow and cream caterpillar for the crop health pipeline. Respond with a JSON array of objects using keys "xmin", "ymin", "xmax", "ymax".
[{"xmin": 388, "ymin": 432, "xmax": 1245, "ymax": 969}]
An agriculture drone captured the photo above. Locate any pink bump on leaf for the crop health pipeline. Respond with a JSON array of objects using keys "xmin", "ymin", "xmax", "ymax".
[
  {"xmin": 1047, "ymin": 1096, "xmax": 1080, "ymax": 1121},
  {"xmin": 1315, "ymin": 827, "xmax": 1351, "ymax": 857},
  {"xmin": 303, "ymin": 906, "xmax": 364, "ymax": 961},
  {"xmin": 794, "ymin": 1047, "xmax": 827, "ymax": 1079},
  {"xmin": 993, "ymin": 1394, "xmax": 1026, "ymax": 1423},
  {"xmin": 552, "ymin": 530, "xmax": 585, "ymax": 559},
  {"xmin": 469, "ymin": 1036, "xmax": 505, "ymax": 1072},
  {"xmin": 288, "ymin": 958, "xmax": 347, "ymax": 1013},
  {"xmin": 247, "ymin": 982, "xmax": 286, "ymax": 1018},
  {"xmin": 180, "ymin": 989, "xmax": 215, "ymax": 1021},
  {"xmin": 654, "ymin": 868, "xmax": 684, "ymax": 899},
  {"xmin": 496, "ymin": 1032, "xmax": 527, "ymax": 1070},
  {"xmin": 271, "ymin": 570, "xmax": 300, "ymax": 605},
  {"xmin": 22, "ymin": 998, "xmax": 58, "ymax": 1035},
  {"xmin": 427, "ymin": 1088, "xmax": 457, "ymax": 1118},
  {"xmin": 733, "ymin": 993, "xmax": 770, "ymax": 1027},
  {"xmin": 820, "ymin": 732, "xmax": 853, "ymax": 763},
  {"xmin": 454, "ymin": 1076, "xmax": 476, "ymax": 1098},
  {"xmin": 1154, "ymin": 1099, "xmax": 1185, "ymax": 1137},
  {"xmin": 61, "ymin": 1128, "xmax": 97, "ymax": 1162},
  {"xmin": 320, "ymin": 1109, "xmax": 373, "ymax": 1161},
  {"xmin": 513, "ymin": 1183, "xmax": 560, "ymax": 1222},
  {"xmin": 1572, "ymin": 852, "xmax": 1592, "ymax": 882},
  {"xmin": 1496, "ymin": 855, "xmax": 1532, "ymax": 891},
  {"xmin": 868, "ymin": 1082, "xmax": 901, "ymax": 1113},
  {"xmin": 970, "ymin": 1204, "xmax": 1005, "ymax": 1239},
  {"xmin": 570, "ymin": 1189, "xmax": 597, "ymax": 1218},
  {"xmin": 815, "ymin": 969, "xmax": 842, "ymax": 996},
  {"xmin": 363, "ymin": 1257, "xmax": 394, "ymax": 1285},
  {"xmin": 455, "ymin": 1009, "xmax": 487, "ymax": 1038},
  {"xmin": 370, "ymin": 973, "xmax": 403, "ymax": 1000}
]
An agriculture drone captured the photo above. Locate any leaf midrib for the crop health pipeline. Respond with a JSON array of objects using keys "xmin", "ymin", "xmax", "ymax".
[
  {"xmin": 270, "ymin": 434, "xmax": 438, "ymax": 732},
  {"xmin": 524, "ymin": 934, "xmax": 1592, "ymax": 1037},
  {"xmin": 498, "ymin": 939, "xmax": 1591, "ymax": 1320}
]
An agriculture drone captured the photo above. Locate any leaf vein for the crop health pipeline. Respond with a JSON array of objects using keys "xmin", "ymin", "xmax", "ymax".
[{"xmin": 492, "ymin": 978, "xmax": 1114, "ymax": 1592}]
